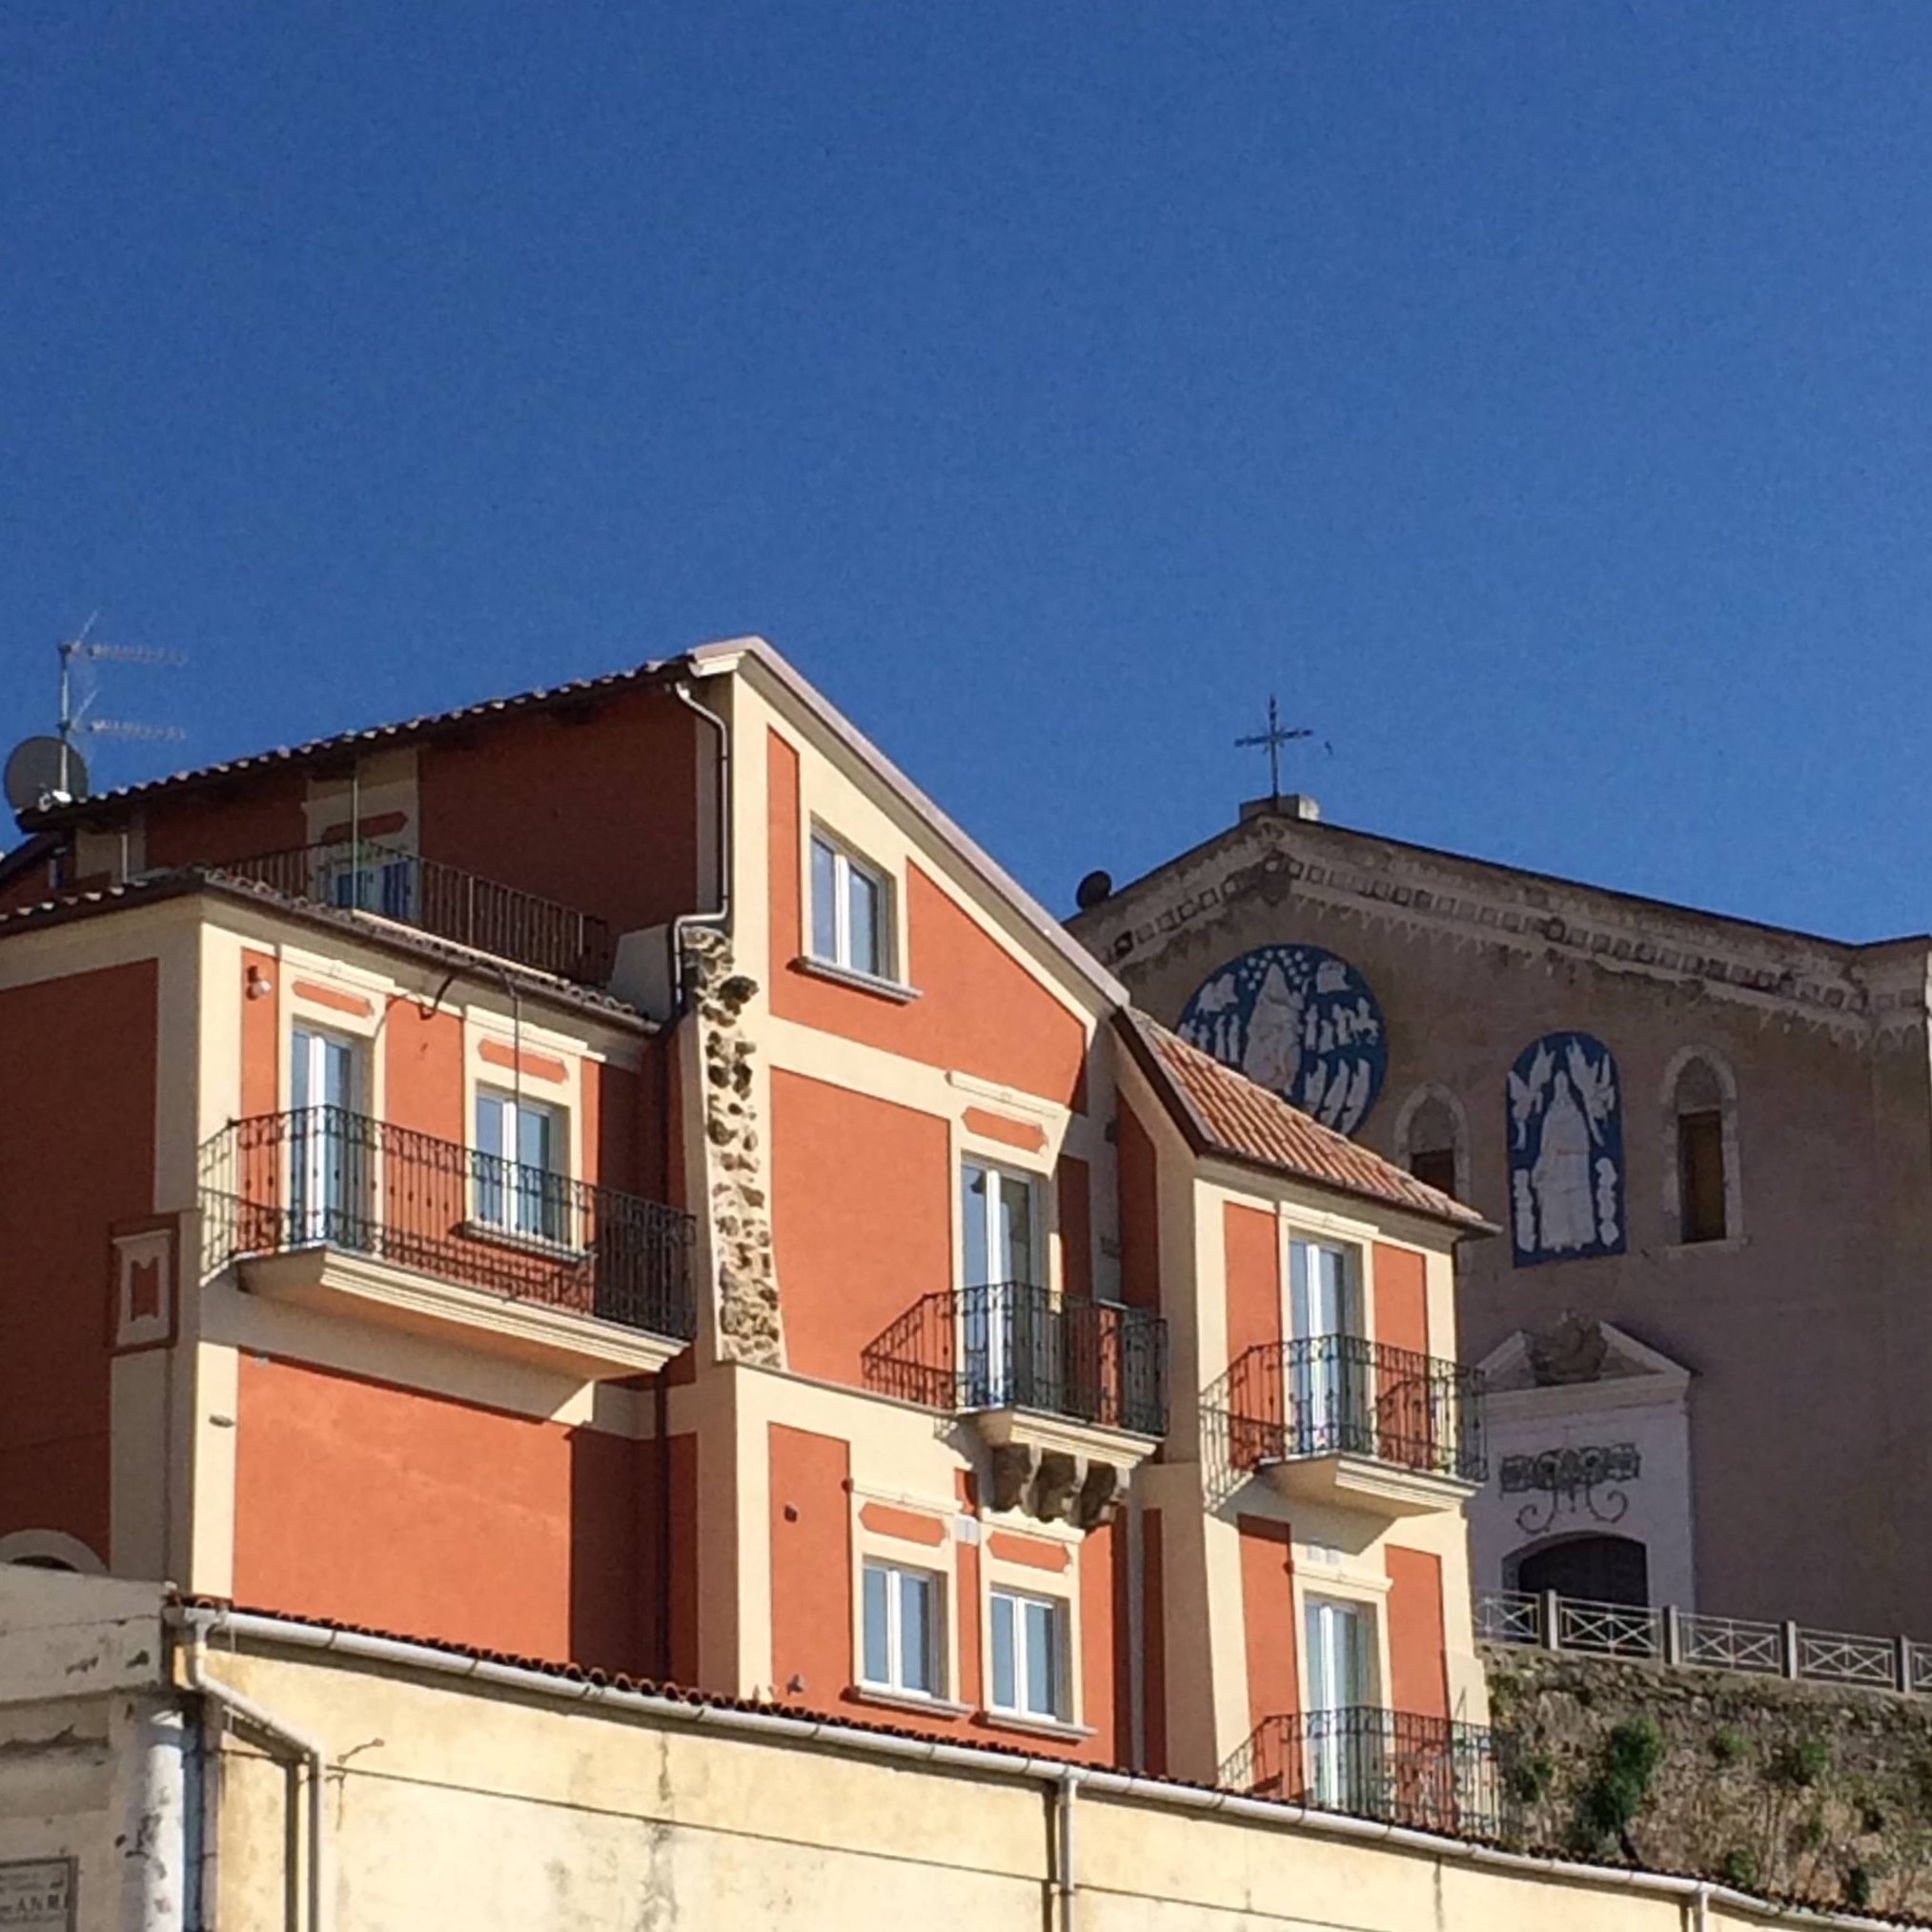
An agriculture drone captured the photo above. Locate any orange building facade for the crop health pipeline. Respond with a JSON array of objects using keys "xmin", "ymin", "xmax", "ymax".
[{"xmin": 0, "ymin": 639, "xmax": 1494, "ymax": 1807}]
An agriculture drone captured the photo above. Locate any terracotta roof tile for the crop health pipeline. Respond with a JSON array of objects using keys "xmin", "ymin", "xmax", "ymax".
[{"xmin": 1121, "ymin": 1010, "xmax": 1491, "ymax": 1231}]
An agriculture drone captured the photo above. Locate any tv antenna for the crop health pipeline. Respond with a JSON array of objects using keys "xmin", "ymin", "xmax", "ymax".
[{"xmin": 51, "ymin": 616, "xmax": 187, "ymax": 793}]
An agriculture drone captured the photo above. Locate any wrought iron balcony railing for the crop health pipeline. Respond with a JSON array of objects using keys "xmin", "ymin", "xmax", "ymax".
[
  {"xmin": 863, "ymin": 1282, "xmax": 1169, "ymax": 1437},
  {"xmin": 199, "ymin": 1106, "xmax": 696, "ymax": 1343},
  {"xmin": 219, "ymin": 840, "xmax": 617, "ymax": 986},
  {"xmin": 1217, "ymin": 1335, "xmax": 1486, "ymax": 1484},
  {"xmin": 1223, "ymin": 1707, "xmax": 1502, "ymax": 1840}
]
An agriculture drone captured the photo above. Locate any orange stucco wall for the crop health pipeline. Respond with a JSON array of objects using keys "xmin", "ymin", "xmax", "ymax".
[
  {"xmin": 1385, "ymin": 1545, "xmax": 1450, "ymax": 1719},
  {"xmin": 382, "ymin": 997, "xmax": 466, "ymax": 1144},
  {"xmin": 769, "ymin": 1070, "xmax": 951, "ymax": 1386},
  {"xmin": 766, "ymin": 729, "xmax": 1088, "ymax": 1108},
  {"xmin": 1077, "ymin": 1519, "xmax": 1121, "ymax": 1764},
  {"xmin": 768, "ymin": 1423, "xmax": 852, "ymax": 1706},
  {"xmin": 1224, "ymin": 1201, "xmax": 1281, "ymax": 1363},
  {"xmin": 0, "ymin": 959, "xmax": 157, "ymax": 1564},
  {"xmin": 141, "ymin": 772, "xmax": 309, "ymax": 869},
  {"xmin": 417, "ymin": 688, "xmax": 701, "ymax": 937},
  {"xmin": 1238, "ymin": 1515, "xmax": 1299, "ymax": 1735},
  {"xmin": 1058, "ymin": 1156, "xmax": 1092, "ymax": 1300},
  {"xmin": 1372, "ymin": 1243, "xmax": 1429, "ymax": 1356},
  {"xmin": 233, "ymin": 1354, "xmax": 651, "ymax": 1674},
  {"xmin": 240, "ymin": 948, "xmax": 279, "ymax": 1116},
  {"xmin": 1116, "ymin": 1100, "xmax": 1160, "ymax": 1311}
]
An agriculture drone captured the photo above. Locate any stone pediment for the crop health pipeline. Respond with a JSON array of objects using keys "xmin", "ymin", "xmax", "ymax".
[{"xmin": 1479, "ymin": 1315, "xmax": 1691, "ymax": 1407}]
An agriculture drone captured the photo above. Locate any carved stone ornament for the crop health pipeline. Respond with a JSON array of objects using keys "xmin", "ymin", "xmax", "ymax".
[
  {"xmin": 683, "ymin": 928, "xmax": 784, "ymax": 1367},
  {"xmin": 986, "ymin": 1441, "xmax": 1123, "ymax": 1529},
  {"xmin": 1524, "ymin": 1311, "xmax": 1609, "ymax": 1387}
]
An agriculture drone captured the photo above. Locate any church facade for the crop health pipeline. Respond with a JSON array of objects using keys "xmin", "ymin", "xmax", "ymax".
[{"xmin": 1068, "ymin": 796, "xmax": 1932, "ymax": 1637}]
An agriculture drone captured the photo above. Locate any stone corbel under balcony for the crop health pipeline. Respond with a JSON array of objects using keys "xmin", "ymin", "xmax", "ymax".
[
  {"xmin": 1256, "ymin": 1453, "xmax": 1477, "ymax": 1520},
  {"xmin": 237, "ymin": 1247, "xmax": 688, "ymax": 1383},
  {"xmin": 974, "ymin": 1409, "xmax": 1158, "ymax": 1530}
]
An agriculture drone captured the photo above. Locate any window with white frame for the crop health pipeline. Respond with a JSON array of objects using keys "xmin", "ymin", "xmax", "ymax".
[
  {"xmin": 473, "ymin": 1088, "xmax": 570, "ymax": 1244},
  {"xmin": 810, "ymin": 829, "xmax": 890, "ymax": 979},
  {"xmin": 988, "ymin": 1586, "xmax": 1068, "ymax": 1721},
  {"xmin": 861, "ymin": 1559, "xmax": 942, "ymax": 1697}
]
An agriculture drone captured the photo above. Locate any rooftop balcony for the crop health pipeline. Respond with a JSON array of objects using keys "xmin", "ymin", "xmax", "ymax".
[
  {"xmin": 864, "ymin": 1284, "xmax": 1169, "ymax": 1524},
  {"xmin": 221, "ymin": 840, "xmax": 617, "ymax": 986},
  {"xmin": 1212, "ymin": 1336, "xmax": 1486, "ymax": 1517},
  {"xmin": 199, "ymin": 1106, "xmax": 695, "ymax": 1378},
  {"xmin": 1223, "ymin": 1707, "xmax": 1502, "ymax": 1840}
]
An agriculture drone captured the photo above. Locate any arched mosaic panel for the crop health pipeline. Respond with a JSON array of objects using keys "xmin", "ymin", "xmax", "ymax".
[
  {"xmin": 1506, "ymin": 1031, "xmax": 1625, "ymax": 1265},
  {"xmin": 1175, "ymin": 944, "xmax": 1387, "ymax": 1134}
]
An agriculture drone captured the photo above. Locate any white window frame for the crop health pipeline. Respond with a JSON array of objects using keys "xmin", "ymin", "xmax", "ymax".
[
  {"xmin": 860, "ymin": 1558, "xmax": 944, "ymax": 1699},
  {"xmin": 809, "ymin": 827, "xmax": 893, "ymax": 980},
  {"xmin": 472, "ymin": 1087, "xmax": 572, "ymax": 1245},
  {"xmin": 987, "ymin": 1585, "xmax": 1070, "ymax": 1722}
]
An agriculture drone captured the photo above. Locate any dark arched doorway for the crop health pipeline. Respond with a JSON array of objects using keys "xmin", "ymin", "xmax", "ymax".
[{"xmin": 1513, "ymin": 1535, "xmax": 1649, "ymax": 1607}]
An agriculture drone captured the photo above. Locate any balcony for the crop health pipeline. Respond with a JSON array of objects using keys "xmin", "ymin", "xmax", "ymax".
[
  {"xmin": 1223, "ymin": 1708, "xmax": 1502, "ymax": 1840},
  {"xmin": 199, "ymin": 1107, "xmax": 696, "ymax": 1378},
  {"xmin": 864, "ymin": 1285, "xmax": 1168, "ymax": 1523},
  {"xmin": 220, "ymin": 840, "xmax": 616, "ymax": 986},
  {"xmin": 1212, "ymin": 1336, "xmax": 1485, "ymax": 1517}
]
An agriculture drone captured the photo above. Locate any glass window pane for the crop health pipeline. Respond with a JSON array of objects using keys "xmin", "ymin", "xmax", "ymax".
[
  {"xmin": 998, "ymin": 1175, "xmax": 1034, "ymax": 1286},
  {"xmin": 1025, "ymin": 1598, "xmax": 1058, "ymax": 1717},
  {"xmin": 848, "ymin": 863, "xmax": 882, "ymax": 976},
  {"xmin": 476, "ymin": 1093, "xmax": 505, "ymax": 1159},
  {"xmin": 517, "ymin": 1102, "xmax": 554, "ymax": 1175},
  {"xmin": 863, "ymin": 1564, "xmax": 889, "ymax": 1683},
  {"xmin": 990, "ymin": 1592, "xmax": 1016, "ymax": 1709},
  {"xmin": 963, "ymin": 1164, "xmax": 991, "ymax": 1288},
  {"xmin": 811, "ymin": 838, "xmax": 839, "ymax": 960},
  {"xmin": 899, "ymin": 1572, "xmax": 931, "ymax": 1693}
]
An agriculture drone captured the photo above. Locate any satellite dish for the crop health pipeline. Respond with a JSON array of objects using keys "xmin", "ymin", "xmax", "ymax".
[{"xmin": 4, "ymin": 736, "xmax": 87, "ymax": 815}]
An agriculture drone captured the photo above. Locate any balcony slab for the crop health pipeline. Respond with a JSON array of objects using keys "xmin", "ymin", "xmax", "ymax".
[
  {"xmin": 236, "ymin": 1245, "xmax": 687, "ymax": 1382},
  {"xmin": 1258, "ymin": 1452, "xmax": 1478, "ymax": 1519}
]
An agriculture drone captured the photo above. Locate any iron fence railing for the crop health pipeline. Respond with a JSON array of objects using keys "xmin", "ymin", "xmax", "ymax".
[
  {"xmin": 1223, "ymin": 1707, "xmax": 1502, "ymax": 1840},
  {"xmin": 862, "ymin": 1282, "xmax": 1169, "ymax": 1437},
  {"xmin": 219, "ymin": 840, "xmax": 616, "ymax": 986},
  {"xmin": 1478, "ymin": 1589, "xmax": 1932, "ymax": 1698},
  {"xmin": 199, "ymin": 1106, "xmax": 696, "ymax": 1342},
  {"xmin": 1215, "ymin": 1335, "xmax": 1486, "ymax": 1484}
]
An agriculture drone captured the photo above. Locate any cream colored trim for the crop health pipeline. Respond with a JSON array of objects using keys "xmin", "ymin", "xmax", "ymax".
[
  {"xmin": 1292, "ymin": 1577, "xmax": 1393, "ymax": 1718},
  {"xmin": 850, "ymin": 1505, "xmax": 958, "ymax": 1704},
  {"xmin": 235, "ymin": 1247, "xmax": 688, "ymax": 1381},
  {"xmin": 980, "ymin": 1547, "xmax": 1084, "ymax": 1731},
  {"xmin": 1392, "ymin": 1083, "xmax": 1470, "ymax": 1205}
]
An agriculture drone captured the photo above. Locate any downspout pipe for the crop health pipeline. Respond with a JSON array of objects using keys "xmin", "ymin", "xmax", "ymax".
[
  {"xmin": 185, "ymin": 1608, "xmax": 1896, "ymax": 1932},
  {"xmin": 181, "ymin": 1612, "xmax": 329, "ymax": 1932},
  {"xmin": 1057, "ymin": 1766, "xmax": 1083, "ymax": 1932},
  {"xmin": 668, "ymin": 678, "xmax": 731, "ymax": 1013}
]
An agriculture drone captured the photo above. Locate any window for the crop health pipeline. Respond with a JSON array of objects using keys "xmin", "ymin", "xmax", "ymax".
[
  {"xmin": 474, "ymin": 1089, "xmax": 569, "ymax": 1244},
  {"xmin": 810, "ymin": 831, "xmax": 889, "ymax": 978},
  {"xmin": 862, "ymin": 1560, "xmax": 941, "ymax": 1697},
  {"xmin": 1667, "ymin": 1053, "xmax": 1736, "ymax": 1245},
  {"xmin": 290, "ymin": 1027, "xmax": 369, "ymax": 1245},
  {"xmin": 1288, "ymin": 1237, "xmax": 1365, "ymax": 1456},
  {"xmin": 323, "ymin": 844, "xmax": 416, "ymax": 921},
  {"xmin": 961, "ymin": 1160, "xmax": 1042, "ymax": 1408},
  {"xmin": 1396, "ymin": 1087, "xmax": 1464, "ymax": 1201},
  {"xmin": 989, "ymin": 1587, "xmax": 1068, "ymax": 1721}
]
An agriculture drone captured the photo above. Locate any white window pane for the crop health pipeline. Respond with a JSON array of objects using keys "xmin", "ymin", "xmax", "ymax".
[
  {"xmin": 990, "ymin": 1593, "xmax": 1016, "ymax": 1709},
  {"xmin": 899, "ymin": 1572, "xmax": 931, "ymax": 1693},
  {"xmin": 517, "ymin": 1103, "xmax": 553, "ymax": 1174},
  {"xmin": 863, "ymin": 1564, "xmax": 889, "ymax": 1683},
  {"xmin": 811, "ymin": 838, "xmax": 839, "ymax": 960},
  {"xmin": 963, "ymin": 1164, "xmax": 991, "ymax": 1288},
  {"xmin": 847, "ymin": 863, "xmax": 883, "ymax": 975},
  {"xmin": 476, "ymin": 1093, "xmax": 505, "ymax": 1159}
]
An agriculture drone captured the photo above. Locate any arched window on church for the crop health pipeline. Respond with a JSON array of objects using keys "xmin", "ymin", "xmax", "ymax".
[
  {"xmin": 1395, "ymin": 1086, "xmax": 1467, "ymax": 1201},
  {"xmin": 1665, "ymin": 1050, "xmax": 1739, "ymax": 1246}
]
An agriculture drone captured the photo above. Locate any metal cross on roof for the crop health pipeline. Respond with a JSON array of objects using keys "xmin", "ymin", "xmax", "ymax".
[{"xmin": 1235, "ymin": 695, "xmax": 1318, "ymax": 805}]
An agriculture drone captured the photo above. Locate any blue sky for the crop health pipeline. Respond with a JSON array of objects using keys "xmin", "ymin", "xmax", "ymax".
[{"xmin": 6, "ymin": 4, "xmax": 1932, "ymax": 936}]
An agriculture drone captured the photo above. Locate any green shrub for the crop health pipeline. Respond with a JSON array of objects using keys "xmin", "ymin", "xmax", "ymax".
[
  {"xmin": 1708, "ymin": 1726, "xmax": 1745, "ymax": 1765},
  {"xmin": 1575, "ymin": 1717, "xmax": 1665, "ymax": 1850},
  {"xmin": 1719, "ymin": 1848, "xmax": 1759, "ymax": 1892},
  {"xmin": 1770, "ymin": 1737, "xmax": 1829, "ymax": 1789},
  {"xmin": 1508, "ymin": 1753, "xmax": 1555, "ymax": 1804},
  {"xmin": 1844, "ymin": 1865, "xmax": 1874, "ymax": 1910}
]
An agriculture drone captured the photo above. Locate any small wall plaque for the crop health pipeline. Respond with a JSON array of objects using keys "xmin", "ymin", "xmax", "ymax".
[{"xmin": 0, "ymin": 1859, "xmax": 76, "ymax": 1931}]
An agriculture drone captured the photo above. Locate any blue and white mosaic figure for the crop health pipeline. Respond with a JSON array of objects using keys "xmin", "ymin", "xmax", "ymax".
[
  {"xmin": 1176, "ymin": 945, "xmax": 1387, "ymax": 1135},
  {"xmin": 1506, "ymin": 1031, "xmax": 1625, "ymax": 1266}
]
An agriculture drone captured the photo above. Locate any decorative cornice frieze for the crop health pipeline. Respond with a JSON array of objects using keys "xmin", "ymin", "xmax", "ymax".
[{"xmin": 1077, "ymin": 818, "xmax": 1931, "ymax": 1042}]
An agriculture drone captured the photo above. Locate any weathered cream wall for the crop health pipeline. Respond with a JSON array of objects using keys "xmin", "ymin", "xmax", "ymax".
[{"xmin": 196, "ymin": 1637, "xmax": 1825, "ymax": 1932}]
